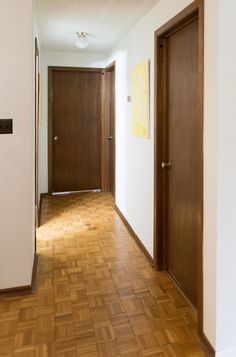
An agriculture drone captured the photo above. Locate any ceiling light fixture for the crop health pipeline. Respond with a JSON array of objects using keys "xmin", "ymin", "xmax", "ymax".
[{"xmin": 75, "ymin": 32, "xmax": 89, "ymax": 49}]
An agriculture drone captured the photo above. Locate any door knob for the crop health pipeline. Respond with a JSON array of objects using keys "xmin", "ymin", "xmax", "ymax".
[
  {"xmin": 162, "ymin": 161, "xmax": 172, "ymax": 168},
  {"xmin": 107, "ymin": 136, "xmax": 113, "ymax": 141},
  {"xmin": 53, "ymin": 136, "xmax": 59, "ymax": 141}
]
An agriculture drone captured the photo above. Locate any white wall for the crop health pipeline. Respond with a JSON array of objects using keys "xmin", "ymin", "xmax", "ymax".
[
  {"xmin": 0, "ymin": 0, "xmax": 35, "ymax": 289},
  {"xmin": 39, "ymin": 51, "xmax": 106, "ymax": 194},
  {"xmin": 215, "ymin": 0, "xmax": 236, "ymax": 355},
  {"xmin": 204, "ymin": 0, "xmax": 218, "ymax": 348}
]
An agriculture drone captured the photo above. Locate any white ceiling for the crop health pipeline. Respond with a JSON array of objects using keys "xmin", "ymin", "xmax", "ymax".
[{"xmin": 36, "ymin": 0, "xmax": 160, "ymax": 53}]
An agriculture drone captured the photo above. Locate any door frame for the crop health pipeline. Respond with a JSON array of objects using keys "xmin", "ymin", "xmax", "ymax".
[
  {"xmin": 35, "ymin": 38, "xmax": 40, "ymax": 231},
  {"xmin": 154, "ymin": 0, "xmax": 206, "ymax": 345},
  {"xmin": 101, "ymin": 61, "xmax": 116, "ymax": 196},
  {"xmin": 48, "ymin": 66, "xmax": 104, "ymax": 193}
]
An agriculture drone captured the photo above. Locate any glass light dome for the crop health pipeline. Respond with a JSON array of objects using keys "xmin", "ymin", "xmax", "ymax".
[{"xmin": 75, "ymin": 32, "xmax": 88, "ymax": 49}]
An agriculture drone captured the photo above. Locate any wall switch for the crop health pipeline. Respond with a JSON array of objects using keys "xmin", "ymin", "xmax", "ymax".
[{"xmin": 0, "ymin": 119, "xmax": 13, "ymax": 134}]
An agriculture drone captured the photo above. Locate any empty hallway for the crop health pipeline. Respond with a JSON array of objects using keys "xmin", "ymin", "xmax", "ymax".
[
  {"xmin": 1, "ymin": 1, "xmax": 236, "ymax": 356},
  {"xmin": 0, "ymin": 193, "xmax": 205, "ymax": 356}
]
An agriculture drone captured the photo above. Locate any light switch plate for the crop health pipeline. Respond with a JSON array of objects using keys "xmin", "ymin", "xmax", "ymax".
[{"xmin": 0, "ymin": 119, "xmax": 13, "ymax": 134}]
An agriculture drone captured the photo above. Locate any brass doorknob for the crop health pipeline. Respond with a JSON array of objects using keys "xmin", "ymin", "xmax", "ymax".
[
  {"xmin": 107, "ymin": 136, "xmax": 113, "ymax": 141},
  {"xmin": 53, "ymin": 136, "xmax": 59, "ymax": 141},
  {"xmin": 162, "ymin": 161, "xmax": 172, "ymax": 168}
]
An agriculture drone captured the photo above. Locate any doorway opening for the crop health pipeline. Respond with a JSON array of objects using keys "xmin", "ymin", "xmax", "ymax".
[{"xmin": 154, "ymin": 0, "xmax": 204, "ymax": 341}]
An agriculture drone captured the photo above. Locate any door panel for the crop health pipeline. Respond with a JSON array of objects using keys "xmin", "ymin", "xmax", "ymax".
[
  {"xmin": 166, "ymin": 19, "xmax": 200, "ymax": 306},
  {"xmin": 109, "ymin": 68, "xmax": 115, "ymax": 197},
  {"xmin": 52, "ymin": 70, "xmax": 102, "ymax": 193}
]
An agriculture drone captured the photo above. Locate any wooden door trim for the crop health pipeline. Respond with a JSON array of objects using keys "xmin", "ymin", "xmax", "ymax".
[
  {"xmin": 101, "ymin": 62, "xmax": 116, "ymax": 196},
  {"xmin": 48, "ymin": 66, "xmax": 104, "ymax": 193},
  {"xmin": 49, "ymin": 66, "xmax": 104, "ymax": 73},
  {"xmin": 106, "ymin": 61, "xmax": 116, "ymax": 71},
  {"xmin": 153, "ymin": 0, "xmax": 210, "ymax": 353},
  {"xmin": 35, "ymin": 37, "xmax": 39, "ymax": 234}
]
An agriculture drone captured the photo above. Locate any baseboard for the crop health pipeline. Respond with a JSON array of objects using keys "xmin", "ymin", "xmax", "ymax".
[
  {"xmin": 199, "ymin": 325, "xmax": 236, "ymax": 357},
  {"xmin": 0, "ymin": 284, "xmax": 32, "ymax": 297},
  {"xmin": 199, "ymin": 332, "xmax": 215, "ymax": 357},
  {"xmin": 115, "ymin": 205, "xmax": 154, "ymax": 265},
  {"xmin": 38, "ymin": 193, "xmax": 48, "ymax": 227},
  {"xmin": 31, "ymin": 253, "xmax": 38, "ymax": 292},
  {"xmin": 0, "ymin": 253, "xmax": 38, "ymax": 298},
  {"xmin": 38, "ymin": 194, "xmax": 42, "ymax": 227}
]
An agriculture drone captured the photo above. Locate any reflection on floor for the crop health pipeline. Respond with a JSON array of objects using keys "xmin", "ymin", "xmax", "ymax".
[{"xmin": 0, "ymin": 192, "xmax": 205, "ymax": 356}]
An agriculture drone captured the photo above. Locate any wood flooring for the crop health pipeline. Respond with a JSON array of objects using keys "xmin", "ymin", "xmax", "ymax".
[{"xmin": 0, "ymin": 193, "xmax": 206, "ymax": 356}]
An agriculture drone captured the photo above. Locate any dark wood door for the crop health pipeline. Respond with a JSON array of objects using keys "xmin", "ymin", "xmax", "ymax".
[
  {"xmin": 109, "ymin": 67, "xmax": 115, "ymax": 197},
  {"xmin": 51, "ymin": 69, "xmax": 102, "ymax": 193},
  {"xmin": 165, "ymin": 18, "xmax": 200, "ymax": 306}
]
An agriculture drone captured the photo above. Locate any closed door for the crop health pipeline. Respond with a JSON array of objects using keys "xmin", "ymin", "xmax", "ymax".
[
  {"xmin": 165, "ymin": 18, "xmax": 200, "ymax": 306},
  {"xmin": 109, "ymin": 67, "xmax": 115, "ymax": 197},
  {"xmin": 51, "ymin": 69, "xmax": 102, "ymax": 193},
  {"xmin": 103, "ymin": 64, "xmax": 116, "ymax": 196}
]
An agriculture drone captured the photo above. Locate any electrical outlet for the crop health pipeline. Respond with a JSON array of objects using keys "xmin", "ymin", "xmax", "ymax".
[{"xmin": 0, "ymin": 119, "xmax": 13, "ymax": 134}]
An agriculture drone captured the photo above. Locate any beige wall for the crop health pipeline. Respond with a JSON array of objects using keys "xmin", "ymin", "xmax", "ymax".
[{"xmin": 0, "ymin": 0, "xmax": 35, "ymax": 289}]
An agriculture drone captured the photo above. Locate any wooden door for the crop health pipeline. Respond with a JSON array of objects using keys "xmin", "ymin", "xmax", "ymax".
[
  {"xmin": 164, "ymin": 18, "xmax": 200, "ymax": 306},
  {"xmin": 50, "ymin": 68, "xmax": 102, "ymax": 193},
  {"xmin": 109, "ymin": 67, "xmax": 115, "ymax": 197},
  {"xmin": 102, "ymin": 64, "xmax": 116, "ymax": 196}
]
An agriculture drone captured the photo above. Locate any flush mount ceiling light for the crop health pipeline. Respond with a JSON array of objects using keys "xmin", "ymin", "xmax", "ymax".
[{"xmin": 75, "ymin": 32, "xmax": 89, "ymax": 49}]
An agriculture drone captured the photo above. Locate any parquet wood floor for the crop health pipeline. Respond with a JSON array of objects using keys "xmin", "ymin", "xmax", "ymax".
[{"xmin": 0, "ymin": 193, "xmax": 206, "ymax": 357}]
